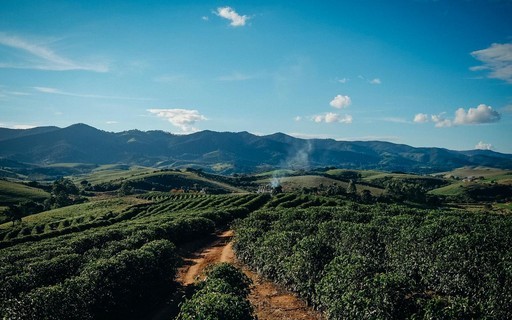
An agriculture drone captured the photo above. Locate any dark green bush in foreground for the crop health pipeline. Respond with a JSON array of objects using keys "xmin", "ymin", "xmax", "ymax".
[{"xmin": 177, "ymin": 263, "xmax": 256, "ymax": 320}]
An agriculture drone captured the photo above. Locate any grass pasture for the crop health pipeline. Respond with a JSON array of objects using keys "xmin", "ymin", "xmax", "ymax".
[{"xmin": 0, "ymin": 180, "xmax": 50, "ymax": 205}]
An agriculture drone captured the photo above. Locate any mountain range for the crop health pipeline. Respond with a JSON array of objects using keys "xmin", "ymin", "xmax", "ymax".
[{"xmin": 1, "ymin": 123, "xmax": 511, "ymax": 174}]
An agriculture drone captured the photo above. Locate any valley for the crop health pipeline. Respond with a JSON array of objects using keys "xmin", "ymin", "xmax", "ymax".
[{"xmin": 0, "ymin": 161, "xmax": 510, "ymax": 319}]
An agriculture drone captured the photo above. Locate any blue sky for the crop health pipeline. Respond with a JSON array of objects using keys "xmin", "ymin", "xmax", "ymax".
[{"xmin": 1, "ymin": 0, "xmax": 511, "ymax": 152}]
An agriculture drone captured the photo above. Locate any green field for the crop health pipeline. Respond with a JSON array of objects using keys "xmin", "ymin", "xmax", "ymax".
[
  {"xmin": 0, "ymin": 180, "xmax": 50, "ymax": 205},
  {"xmin": 0, "ymin": 165, "xmax": 511, "ymax": 319},
  {"xmin": 0, "ymin": 196, "xmax": 145, "ymax": 230},
  {"xmin": 258, "ymin": 175, "xmax": 385, "ymax": 196},
  {"xmin": 430, "ymin": 167, "xmax": 512, "ymax": 196}
]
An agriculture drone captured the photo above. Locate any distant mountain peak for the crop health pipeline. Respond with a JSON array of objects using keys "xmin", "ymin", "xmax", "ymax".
[{"xmin": 0, "ymin": 124, "xmax": 510, "ymax": 173}]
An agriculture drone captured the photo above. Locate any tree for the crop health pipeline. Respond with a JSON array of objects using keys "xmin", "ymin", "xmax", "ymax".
[
  {"xmin": 6, "ymin": 204, "xmax": 23, "ymax": 226},
  {"xmin": 45, "ymin": 178, "xmax": 83, "ymax": 209},
  {"xmin": 118, "ymin": 181, "xmax": 135, "ymax": 196},
  {"xmin": 360, "ymin": 189, "xmax": 373, "ymax": 203},
  {"xmin": 346, "ymin": 179, "xmax": 357, "ymax": 195}
]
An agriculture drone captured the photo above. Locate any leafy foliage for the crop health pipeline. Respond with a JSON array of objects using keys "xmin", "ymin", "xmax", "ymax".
[
  {"xmin": 234, "ymin": 201, "xmax": 512, "ymax": 319},
  {"xmin": 0, "ymin": 193, "xmax": 269, "ymax": 319},
  {"xmin": 177, "ymin": 263, "xmax": 255, "ymax": 320}
]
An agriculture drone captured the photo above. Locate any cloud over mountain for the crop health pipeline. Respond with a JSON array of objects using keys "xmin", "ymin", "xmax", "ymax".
[
  {"xmin": 147, "ymin": 108, "xmax": 207, "ymax": 133},
  {"xmin": 414, "ymin": 104, "xmax": 501, "ymax": 128}
]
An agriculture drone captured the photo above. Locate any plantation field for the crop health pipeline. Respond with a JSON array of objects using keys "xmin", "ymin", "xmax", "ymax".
[
  {"xmin": 234, "ymin": 201, "xmax": 512, "ymax": 319},
  {"xmin": 1, "ymin": 165, "xmax": 511, "ymax": 320},
  {"xmin": 0, "ymin": 192, "xmax": 271, "ymax": 319},
  {"xmin": 0, "ymin": 196, "xmax": 145, "ymax": 230}
]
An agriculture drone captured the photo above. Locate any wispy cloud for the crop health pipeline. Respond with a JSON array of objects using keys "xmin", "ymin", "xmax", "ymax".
[
  {"xmin": 475, "ymin": 141, "xmax": 493, "ymax": 150},
  {"xmin": 337, "ymin": 78, "xmax": 349, "ymax": 84},
  {"xmin": 217, "ymin": 72, "xmax": 256, "ymax": 81},
  {"xmin": 0, "ymin": 33, "xmax": 108, "ymax": 72},
  {"xmin": 329, "ymin": 94, "xmax": 351, "ymax": 109},
  {"xmin": 215, "ymin": 7, "xmax": 249, "ymax": 27},
  {"xmin": 414, "ymin": 104, "xmax": 501, "ymax": 128},
  {"xmin": 382, "ymin": 117, "xmax": 408, "ymax": 124},
  {"xmin": 502, "ymin": 104, "xmax": 512, "ymax": 113},
  {"xmin": 312, "ymin": 112, "xmax": 352, "ymax": 124},
  {"xmin": 33, "ymin": 86, "xmax": 151, "ymax": 101},
  {"xmin": 106, "ymin": 121, "xmax": 118, "ymax": 124},
  {"xmin": 0, "ymin": 86, "xmax": 31, "ymax": 99},
  {"xmin": 147, "ymin": 108, "xmax": 207, "ymax": 133},
  {"xmin": 470, "ymin": 42, "xmax": 512, "ymax": 84},
  {"xmin": 357, "ymin": 75, "xmax": 382, "ymax": 85}
]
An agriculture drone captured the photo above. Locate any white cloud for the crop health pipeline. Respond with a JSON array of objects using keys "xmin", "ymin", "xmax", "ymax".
[
  {"xmin": 147, "ymin": 108, "xmax": 207, "ymax": 133},
  {"xmin": 338, "ymin": 78, "xmax": 349, "ymax": 84},
  {"xmin": 33, "ymin": 86, "xmax": 151, "ymax": 101},
  {"xmin": 413, "ymin": 113, "xmax": 429, "ymax": 123},
  {"xmin": 329, "ymin": 94, "xmax": 351, "ymax": 109},
  {"xmin": 294, "ymin": 116, "xmax": 302, "ymax": 121},
  {"xmin": 370, "ymin": 78, "xmax": 381, "ymax": 84},
  {"xmin": 0, "ymin": 33, "xmax": 108, "ymax": 72},
  {"xmin": 202, "ymin": 16, "xmax": 209, "ymax": 21},
  {"xmin": 12, "ymin": 124, "xmax": 36, "ymax": 129},
  {"xmin": 313, "ymin": 112, "xmax": 352, "ymax": 124},
  {"xmin": 475, "ymin": 141, "xmax": 493, "ymax": 150},
  {"xmin": 106, "ymin": 121, "xmax": 118, "ymax": 124},
  {"xmin": 471, "ymin": 42, "xmax": 512, "ymax": 84},
  {"xmin": 415, "ymin": 104, "xmax": 501, "ymax": 128},
  {"xmin": 453, "ymin": 104, "xmax": 501, "ymax": 125},
  {"xmin": 431, "ymin": 114, "xmax": 452, "ymax": 128},
  {"xmin": 215, "ymin": 7, "xmax": 249, "ymax": 27}
]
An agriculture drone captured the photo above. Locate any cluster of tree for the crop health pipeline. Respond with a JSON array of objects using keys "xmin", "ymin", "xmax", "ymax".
[
  {"xmin": 177, "ymin": 263, "xmax": 255, "ymax": 320},
  {"xmin": 44, "ymin": 178, "xmax": 87, "ymax": 210},
  {"xmin": 233, "ymin": 202, "xmax": 512, "ymax": 319},
  {"xmin": 4, "ymin": 178, "xmax": 87, "ymax": 226}
]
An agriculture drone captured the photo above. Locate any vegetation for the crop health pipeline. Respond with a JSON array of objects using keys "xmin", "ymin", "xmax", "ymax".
[
  {"xmin": 1, "ymin": 163, "xmax": 511, "ymax": 319},
  {"xmin": 233, "ymin": 200, "xmax": 512, "ymax": 319},
  {"xmin": 177, "ymin": 263, "xmax": 255, "ymax": 320},
  {"xmin": 0, "ymin": 192, "xmax": 268, "ymax": 319}
]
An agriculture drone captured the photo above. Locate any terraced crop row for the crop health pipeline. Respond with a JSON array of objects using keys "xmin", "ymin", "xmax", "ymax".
[{"xmin": 0, "ymin": 193, "xmax": 270, "ymax": 319}]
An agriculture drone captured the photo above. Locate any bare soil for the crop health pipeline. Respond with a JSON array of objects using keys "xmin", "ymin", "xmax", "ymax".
[{"xmin": 174, "ymin": 229, "xmax": 324, "ymax": 320}]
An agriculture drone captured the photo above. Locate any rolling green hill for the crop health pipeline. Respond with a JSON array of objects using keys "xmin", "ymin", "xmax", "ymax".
[
  {"xmin": 0, "ymin": 180, "xmax": 50, "ymax": 205},
  {"xmin": 1, "ymin": 124, "xmax": 511, "ymax": 174}
]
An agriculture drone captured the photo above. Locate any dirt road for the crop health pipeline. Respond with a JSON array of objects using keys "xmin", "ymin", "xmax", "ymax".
[
  {"xmin": 175, "ymin": 229, "xmax": 323, "ymax": 320},
  {"xmin": 177, "ymin": 229, "xmax": 235, "ymax": 285}
]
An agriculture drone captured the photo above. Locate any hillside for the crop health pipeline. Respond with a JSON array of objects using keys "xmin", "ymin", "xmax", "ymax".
[{"xmin": 0, "ymin": 124, "xmax": 511, "ymax": 174}]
